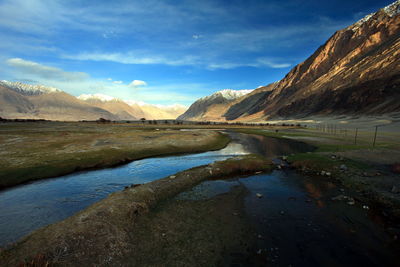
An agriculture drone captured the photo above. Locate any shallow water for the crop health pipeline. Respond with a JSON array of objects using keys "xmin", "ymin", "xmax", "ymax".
[
  {"xmin": 178, "ymin": 171, "xmax": 398, "ymax": 266},
  {"xmin": 0, "ymin": 131, "xmax": 312, "ymax": 247}
]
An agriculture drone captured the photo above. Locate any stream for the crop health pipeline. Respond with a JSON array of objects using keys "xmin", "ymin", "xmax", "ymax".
[
  {"xmin": 0, "ymin": 131, "xmax": 398, "ymax": 266},
  {"xmin": 0, "ymin": 131, "xmax": 311, "ymax": 247}
]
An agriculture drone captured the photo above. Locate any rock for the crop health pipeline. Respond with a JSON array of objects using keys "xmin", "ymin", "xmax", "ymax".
[
  {"xmin": 257, "ymin": 249, "xmax": 262, "ymax": 255},
  {"xmin": 282, "ymin": 156, "xmax": 288, "ymax": 161},
  {"xmin": 340, "ymin": 164, "xmax": 348, "ymax": 171},
  {"xmin": 321, "ymin": 171, "xmax": 326, "ymax": 176},
  {"xmin": 326, "ymin": 172, "xmax": 331, "ymax": 176},
  {"xmin": 331, "ymin": 155, "xmax": 336, "ymax": 159},
  {"xmin": 255, "ymin": 171, "xmax": 262, "ymax": 174},
  {"xmin": 169, "ymin": 175, "xmax": 176, "ymax": 179},
  {"xmin": 347, "ymin": 198, "xmax": 355, "ymax": 205},
  {"xmin": 256, "ymin": 193, "xmax": 263, "ymax": 198},
  {"xmin": 331, "ymin": 194, "xmax": 347, "ymax": 201},
  {"xmin": 391, "ymin": 186, "xmax": 400, "ymax": 194},
  {"xmin": 277, "ymin": 165, "xmax": 282, "ymax": 170},
  {"xmin": 280, "ymin": 211, "xmax": 285, "ymax": 215},
  {"xmin": 257, "ymin": 234, "xmax": 262, "ymax": 239},
  {"xmin": 363, "ymin": 205, "xmax": 369, "ymax": 210}
]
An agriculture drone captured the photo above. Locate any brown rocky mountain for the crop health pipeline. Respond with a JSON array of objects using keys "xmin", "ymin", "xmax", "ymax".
[
  {"xmin": 79, "ymin": 94, "xmax": 187, "ymax": 120},
  {"xmin": 177, "ymin": 89, "xmax": 252, "ymax": 121},
  {"xmin": 224, "ymin": 0, "xmax": 400, "ymax": 121},
  {"xmin": 0, "ymin": 83, "xmax": 117, "ymax": 121},
  {"xmin": 181, "ymin": 1, "xmax": 400, "ymax": 122},
  {"xmin": 0, "ymin": 81, "xmax": 187, "ymax": 121}
]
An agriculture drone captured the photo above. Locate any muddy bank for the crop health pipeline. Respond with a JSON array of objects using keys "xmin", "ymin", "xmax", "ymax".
[
  {"xmin": 0, "ymin": 155, "xmax": 273, "ymax": 266},
  {"xmin": 288, "ymin": 153, "xmax": 400, "ymax": 223}
]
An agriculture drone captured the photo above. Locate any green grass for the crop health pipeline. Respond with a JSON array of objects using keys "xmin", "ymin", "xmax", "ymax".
[{"xmin": 0, "ymin": 123, "xmax": 230, "ymax": 189}]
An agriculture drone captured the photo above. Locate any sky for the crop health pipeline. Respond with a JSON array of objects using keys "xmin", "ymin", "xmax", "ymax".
[{"xmin": 0, "ymin": 0, "xmax": 395, "ymax": 106}]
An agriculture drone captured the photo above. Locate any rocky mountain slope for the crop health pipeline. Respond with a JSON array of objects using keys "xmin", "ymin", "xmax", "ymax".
[
  {"xmin": 0, "ymin": 81, "xmax": 117, "ymax": 121},
  {"xmin": 79, "ymin": 94, "xmax": 187, "ymax": 120},
  {"xmin": 178, "ymin": 89, "xmax": 252, "ymax": 121},
  {"xmin": 181, "ymin": 1, "xmax": 400, "ymax": 122},
  {"xmin": 224, "ymin": 0, "xmax": 400, "ymax": 121},
  {"xmin": 0, "ymin": 81, "xmax": 187, "ymax": 121}
]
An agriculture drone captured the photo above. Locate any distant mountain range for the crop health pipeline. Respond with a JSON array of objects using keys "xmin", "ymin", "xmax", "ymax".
[
  {"xmin": 177, "ymin": 89, "xmax": 252, "ymax": 121},
  {"xmin": 180, "ymin": 0, "xmax": 400, "ymax": 122},
  {"xmin": 0, "ymin": 81, "xmax": 187, "ymax": 121}
]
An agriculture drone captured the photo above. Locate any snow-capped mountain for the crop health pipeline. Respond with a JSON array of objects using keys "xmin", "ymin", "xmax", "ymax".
[
  {"xmin": 350, "ymin": 0, "xmax": 400, "ymax": 31},
  {"xmin": 0, "ymin": 82, "xmax": 187, "ymax": 121},
  {"xmin": 0, "ymin": 80, "xmax": 60, "ymax": 96},
  {"xmin": 77, "ymin": 94, "xmax": 119, "ymax": 102},
  {"xmin": 199, "ymin": 89, "xmax": 252, "ymax": 102},
  {"xmin": 78, "ymin": 94, "xmax": 187, "ymax": 120},
  {"xmin": 178, "ymin": 89, "xmax": 252, "ymax": 120},
  {"xmin": 224, "ymin": 0, "xmax": 400, "ymax": 121}
]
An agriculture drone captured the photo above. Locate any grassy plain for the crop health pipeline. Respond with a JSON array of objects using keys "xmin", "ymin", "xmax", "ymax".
[{"xmin": 0, "ymin": 121, "xmax": 233, "ymax": 189}]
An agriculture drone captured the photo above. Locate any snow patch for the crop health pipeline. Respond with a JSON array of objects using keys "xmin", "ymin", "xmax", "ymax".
[
  {"xmin": 0, "ymin": 80, "xmax": 60, "ymax": 95},
  {"xmin": 201, "ymin": 89, "xmax": 252, "ymax": 101},
  {"xmin": 78, "ymin": 93, "xmax": 118, "ymax": 102},
  {"xmin": 350, "ymin": 0, "xmax": 399, "ymax": 31}
]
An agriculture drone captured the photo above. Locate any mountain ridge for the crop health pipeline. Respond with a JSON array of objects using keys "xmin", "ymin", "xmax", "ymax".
[
  {"xmin": 181, "ymin": 0, "xmax": 400, "ymax": 122},
  {"xmin": 0, "ymin": 82, "xmax": 187, "ymax": 121}
]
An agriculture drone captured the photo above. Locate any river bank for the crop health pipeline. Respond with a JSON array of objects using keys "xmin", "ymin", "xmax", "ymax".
[
  {"xmin": 236, "ymin": 128, "xmax": 400, "ymax": 223},
  {"xmin": 0, "ymin": 122, "xmax": 230, "ymax": 189},
  {"xmin": 0, "ymin": 154, "xmax": 273, "ymax": 266}
]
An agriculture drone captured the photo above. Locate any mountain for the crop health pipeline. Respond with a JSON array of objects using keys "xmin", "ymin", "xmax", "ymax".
[
  {"xmin": 138, "ymin": 103, "xmax": 188, "ymax": 120},
  {"xmin": 178, "ymin": 89, "xmax": 252, "ymax": 121},
  {"xmin": 223, "ymin": 0, "xmax": 400, "ymax": 121},
  {"xmin": 79, "ymin": 95, "xmax": 187, "ymax": 120},
  {"xmin": 180, "ymin": 1, "xmax": 400, "ymax": 122},
  {"xmin": 0, "ymin": 81, "xmax": 117, "ymax": 121},
  {"xmin": 0, "ymin": 81, "xmax": 187, "ymax": 121},
  {"xmin": 77, "ymin": 94, "xmax": 140, "ymax": 120}
]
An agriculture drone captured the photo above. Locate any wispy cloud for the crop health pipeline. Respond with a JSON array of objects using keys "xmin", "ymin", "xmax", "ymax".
[
  {"xmin": 62, "ymin": 52, "xmax": 200, "ymax": 66},
  {"xmin": 3, "ymin": 57, "xmax": 202, "ymax": 105},
  {"xmin": 6, "ymin": 58, "xmax": 88, "ymax": 81}
]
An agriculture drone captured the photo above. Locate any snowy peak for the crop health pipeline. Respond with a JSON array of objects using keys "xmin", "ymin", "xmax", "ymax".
[
  {"xmin": 383, "ymin": 0, "xmax": 400, "ymax": 16},
  {"xmin": 201, "ymin": 89, "xmax": 252, "ymax": 101},
  {"xmin": 350, "ymin": 0, "xmax": 399, "ymax": 31},
  {"xmin": 0, "ymin": 80, "xmax": 60, "ymax": 96},
  {"xmin": 78, "ymin": 93, "xmax": 120, "ymax": 102}
]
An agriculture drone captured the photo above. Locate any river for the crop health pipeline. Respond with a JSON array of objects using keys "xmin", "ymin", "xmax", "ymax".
[{"xmin": 0, "ymin": 131, "xmax": 397, "ymax": 266}]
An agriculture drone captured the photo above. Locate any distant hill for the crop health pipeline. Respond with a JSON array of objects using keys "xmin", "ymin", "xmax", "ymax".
[
  {"xmin": 0, "ymin": 81, "xmax": 187, "ymax": 121},
  {"xmin": 178, "ymin": 89, "xmax": 252, "ymax": 121}
]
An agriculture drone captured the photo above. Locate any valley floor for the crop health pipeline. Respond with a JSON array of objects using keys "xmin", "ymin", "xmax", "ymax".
[
  {"xmin": 0, "ymin": 121, "xmax": 233, "ymax": 189},
  {"xmin": 0, "ymin": 121, "xmax": 399, "ymax": 265}
]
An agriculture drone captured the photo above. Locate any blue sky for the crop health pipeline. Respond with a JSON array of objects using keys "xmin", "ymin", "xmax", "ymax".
[{"xmin": 0, "ymin": 0, "xmax": 394, "ymax": 106}]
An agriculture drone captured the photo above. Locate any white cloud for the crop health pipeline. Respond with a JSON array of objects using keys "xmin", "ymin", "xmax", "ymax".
[
  {"xmin": 63, "ymin": 52, "xmax": 199, "ymax": 66},
  {"xmin": 129, "ymin": 80, "xmax": 147, "ymax": 87},
  {"xmin": 2, "ymin": 57, "xmax": 213, "ymax": 106},
  {"xmin": 113, "ymin": 80, "xmax": 123, "ymax": 84},
  {"xmin": 207, "ymin": 58, "xmax": 291, "ymax": 70},
  {"xmin": 6, "ymin": 58, "xmax": 89, "ymax": 81}
]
